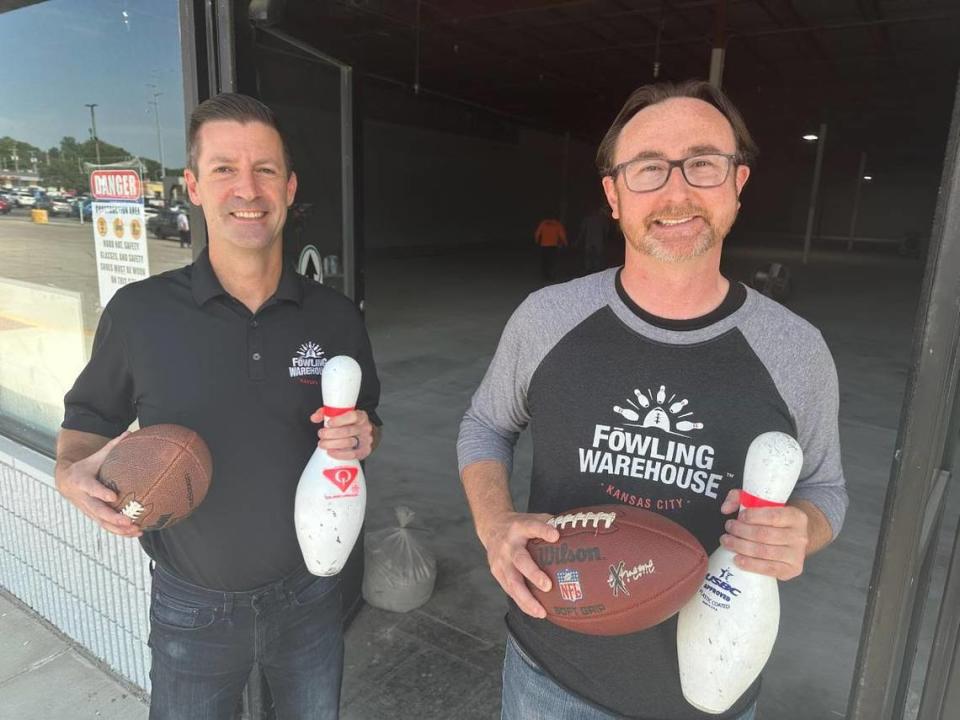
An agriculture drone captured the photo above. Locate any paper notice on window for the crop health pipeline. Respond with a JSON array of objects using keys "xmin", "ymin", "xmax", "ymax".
[{"xmin": 90, "ymin": 169, "xmax": 150, "ymax": 307}]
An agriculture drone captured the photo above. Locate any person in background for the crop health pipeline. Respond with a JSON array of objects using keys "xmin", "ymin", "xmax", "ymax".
[
  {"xmin": 534, "ymin": 216, "xmax": 567, "ymax": 282},
  {"xmin": 177, "ymin": 208, "xmax": 191, "ymax": 248}
]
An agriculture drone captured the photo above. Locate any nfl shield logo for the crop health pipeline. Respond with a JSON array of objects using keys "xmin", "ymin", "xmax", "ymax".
[{"xmin": 556, "ymin": 569, "xmax": 583, "ymax": 602}]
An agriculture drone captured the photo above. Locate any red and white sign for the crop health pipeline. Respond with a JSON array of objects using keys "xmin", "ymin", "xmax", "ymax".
[{"xmin": 90, "ymin": 169, "xmax": 142, "ymax": 201}]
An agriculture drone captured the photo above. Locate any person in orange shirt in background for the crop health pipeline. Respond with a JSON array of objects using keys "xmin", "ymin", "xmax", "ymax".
[{"xmin": 534, "ymin": 217, "xmax": 568, "ymax": 282}]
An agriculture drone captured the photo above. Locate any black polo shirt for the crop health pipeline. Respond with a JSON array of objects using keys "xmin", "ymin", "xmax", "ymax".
[{"xmin": 63, "ymin": 248, "xmax": 381, "ymax": 591}]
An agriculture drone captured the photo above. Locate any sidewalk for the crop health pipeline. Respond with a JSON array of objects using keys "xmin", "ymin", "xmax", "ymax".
[
  {"xmin": 0, "ymin": 591, "xmax": 148, "ymax": 719},
  {"xmin": 0, "ymin": 588, "xmax": 504, "ymax": 720}
]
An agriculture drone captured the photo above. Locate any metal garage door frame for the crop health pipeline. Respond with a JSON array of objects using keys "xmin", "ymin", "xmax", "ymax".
[{"xmin": 847, "ymin": 72, "xmax": 960, "ymax": 720}]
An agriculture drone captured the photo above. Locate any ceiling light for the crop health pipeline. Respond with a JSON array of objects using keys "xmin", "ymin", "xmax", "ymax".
[{"xmin": 802, "ymin": 134, "xmax": 818, "ymax": 141}]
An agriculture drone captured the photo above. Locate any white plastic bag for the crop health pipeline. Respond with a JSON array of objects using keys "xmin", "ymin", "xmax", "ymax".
[{"xmin": 362, "ymin": 506, "xmax": 437, "ymax": 613}]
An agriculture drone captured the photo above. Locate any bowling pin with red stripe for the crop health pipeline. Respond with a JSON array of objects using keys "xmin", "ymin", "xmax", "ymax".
[
  {"xmin": 295, "ymin": 355, "xmax": 367, "ymax": 576},
  {"xmin": 676, "ymin": 431, "xmax": 803, "ymax": 714}
]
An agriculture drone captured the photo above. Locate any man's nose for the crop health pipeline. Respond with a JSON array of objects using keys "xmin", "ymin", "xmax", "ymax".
[
  {"xmin": 658, "ymin": 164, "xmax": 695, "ymax": 201},
  {"xmin": 232, "ymin": 167, "xmax": 259, "ymax": 200}
]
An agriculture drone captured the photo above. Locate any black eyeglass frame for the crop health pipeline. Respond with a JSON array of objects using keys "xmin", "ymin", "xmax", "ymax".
[{"xmin": 605, "ymin": 153, "xmax": 741, "ymax": 193}]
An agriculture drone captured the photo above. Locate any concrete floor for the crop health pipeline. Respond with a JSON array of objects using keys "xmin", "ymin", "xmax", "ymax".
[{"xmin": 0, "ymin": 208, "xmax": 956, "ymax": 718}]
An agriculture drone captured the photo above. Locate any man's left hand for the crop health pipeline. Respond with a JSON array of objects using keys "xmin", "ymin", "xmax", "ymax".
[
  {"xmin": 719, "ymin": 488, "xmax": 810, "ymax": 581},
  {"xmin": 311, "ymin": 408, "xmax": 377, "ymax": 461}
]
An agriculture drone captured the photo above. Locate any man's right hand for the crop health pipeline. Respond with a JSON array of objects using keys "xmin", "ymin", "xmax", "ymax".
[
  {"xmin": 479, "ymin": 511, "xmax": 560, "ymax": 619},
  {"xmin": 55, "ymin": 433, "xmax": 142, "ymax": 538}
]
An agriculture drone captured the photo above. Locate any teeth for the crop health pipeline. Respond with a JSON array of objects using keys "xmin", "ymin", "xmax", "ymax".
[
  {"xmin": 657, "ymin": 217, "xmax": 694, "ymax": 225},
  {"xmin": 233, "ymin": 211, "xmax": 265, "ymax": 219}
]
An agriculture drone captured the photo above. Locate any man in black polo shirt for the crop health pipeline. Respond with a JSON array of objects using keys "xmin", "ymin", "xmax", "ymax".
[{"xmin": 55, "ymin": 94, "xmax": 380, "ymax": 720}]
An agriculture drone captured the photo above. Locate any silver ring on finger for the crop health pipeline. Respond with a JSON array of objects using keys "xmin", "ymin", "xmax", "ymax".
[{"xmin": 352, "ymin": 436, "xmax": 360, "ymax": 450}]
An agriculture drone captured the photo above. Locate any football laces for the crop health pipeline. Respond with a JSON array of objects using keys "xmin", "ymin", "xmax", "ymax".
[
  {"xmin": 120, "ymin": 500, "xmax": 145, "ymax": 520},
  {"xmin": 548, "ymin": 511, "xmax": 616, "ymax": 530}
]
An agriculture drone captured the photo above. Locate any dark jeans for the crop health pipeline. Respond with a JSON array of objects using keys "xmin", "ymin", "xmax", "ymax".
[
  {"xmin": 540, "ymin": 245, "xmax": 559, "ymax": 281},
  {"xmin": 179, "ymin": 230, "xmax": 191, "ymax": 247},
  {"xmin": 502, "ymin": 635, "xmax": 757, "ymax": 720},
  {"xmin": 148, "ymin": 565, "xmax": 343, "ymax": 720}
]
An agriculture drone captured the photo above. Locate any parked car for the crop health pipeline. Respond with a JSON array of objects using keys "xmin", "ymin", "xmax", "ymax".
[
  {"xmin": 0, "ymin": 198, "xmax": 10, "ymax": 214},
  {"xmin": 14, "ymin": 191, "xmax": 36, "ymax": 207},
  {"xmin": 147, "ymin": 208, "xmax": 181, "ymax": 239},
  {"xmin": 73, "ymin": 199, "xmax": 93, "ymax": 221},
  {"xmin": 50, "ymin": 198, "xmax": 73, "ymax": 216}
]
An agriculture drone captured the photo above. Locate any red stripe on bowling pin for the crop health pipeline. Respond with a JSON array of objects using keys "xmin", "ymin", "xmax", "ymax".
[
  {"xmin": 739, "ymin": 491, "xmax": 785, "ymax": 509},
  {"xmin": 323, "ymin": 405, "xmax": 354, "ymax": 418}
]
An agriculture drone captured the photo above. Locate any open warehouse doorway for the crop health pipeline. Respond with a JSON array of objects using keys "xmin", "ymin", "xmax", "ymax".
[
  {"xmin": 0, "ymin": 0, "xmax": 957, "ymax": 718},
  {"xmin": 202, "ymin": 1, "xmax": 960, "ymax": 718}
]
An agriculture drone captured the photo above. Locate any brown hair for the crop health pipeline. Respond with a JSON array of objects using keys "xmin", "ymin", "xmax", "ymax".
[
  {"xmin": 596, "ymin": 80, "xmax": 758, "ymax": 175},
  {"xmin": 187, "ymin": 93, "xmax": 293, "ymax": 175}
]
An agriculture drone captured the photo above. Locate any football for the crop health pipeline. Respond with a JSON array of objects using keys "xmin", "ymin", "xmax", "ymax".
[
  {"xmin": 526, "ymin": 504, "xmax": 708, "ymax": 636},
  {"xmin": 98, "ymin": 424, "xmax": 213, "ymax": 531}
]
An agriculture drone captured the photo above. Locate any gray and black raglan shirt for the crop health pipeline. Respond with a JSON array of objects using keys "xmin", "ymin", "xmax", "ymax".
[{"xmin": 457, "ymin": 268, "xmax": 847, "ymax": 720}]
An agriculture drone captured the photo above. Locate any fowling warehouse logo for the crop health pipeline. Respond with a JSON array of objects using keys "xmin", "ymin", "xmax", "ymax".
[
  {"xmin": 289, "ymin": 341, "xmax": 327, "ymax": 378},
  {"xmin": 612, "ymin": 384, "xmax": 703, "ymax": 437}
]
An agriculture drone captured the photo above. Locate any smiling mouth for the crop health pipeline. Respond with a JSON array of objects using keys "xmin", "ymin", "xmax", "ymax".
[
  {"xmin": 653, "ymin": 216, "xmax": 698, "ymax": 226},
  {"xmin": 231, "ymin": 210, "xmax": 267, "ymax": 220}
]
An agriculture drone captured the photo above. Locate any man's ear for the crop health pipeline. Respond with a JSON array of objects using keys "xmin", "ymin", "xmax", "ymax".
[
  {"xmin": 602, "ymin": 176, "xmax": 620, "ymax": 220},
  {"xmin": 184, "ymin": 168, "xmax": 202, "ymax": 206}
]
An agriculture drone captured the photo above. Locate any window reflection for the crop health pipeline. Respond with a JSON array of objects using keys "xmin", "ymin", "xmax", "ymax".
[{"xmin": 0, "ymin": 0, "xmax": 187, "ymax": 450}]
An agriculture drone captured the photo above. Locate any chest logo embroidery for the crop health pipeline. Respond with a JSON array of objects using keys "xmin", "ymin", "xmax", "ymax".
[{"xmin": 289, "ymin": 341, "xmax": 327, "ymax": 382}]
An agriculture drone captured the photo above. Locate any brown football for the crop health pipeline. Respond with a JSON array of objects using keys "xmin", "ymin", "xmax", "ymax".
[
  {"xmin": 526, "ymin": 504, "xmax": 707, "ymax": 636},
  {"xmin": 98, "ymin": 424, "xmax": 213, "ymax": 531}
]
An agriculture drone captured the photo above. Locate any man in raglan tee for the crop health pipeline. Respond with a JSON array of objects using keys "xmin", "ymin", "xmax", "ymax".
[{"xmin": 457, "ymin": 80, "xmax": 847, "ymax": 720}]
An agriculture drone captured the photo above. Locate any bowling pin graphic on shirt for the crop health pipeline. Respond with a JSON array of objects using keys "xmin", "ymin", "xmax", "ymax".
[
  {"xmin": 295, "ymin": 355, "xmax": 367, "ymax": 577},
  {"xmin": 676, "ymin": 431, "xmax": 803, "ymax": 714}
]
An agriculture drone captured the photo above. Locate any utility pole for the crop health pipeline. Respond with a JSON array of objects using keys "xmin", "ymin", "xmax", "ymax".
[
  {"xmin": 147, "ymin": 84, "xmax": 165, "ymax": 179},
  {"xmin": 85, "ymin": 103, "xmax": 101, "ymax": 165}
]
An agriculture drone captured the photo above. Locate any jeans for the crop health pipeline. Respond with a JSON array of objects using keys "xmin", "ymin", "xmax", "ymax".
[
  {"xmin": 501, "ymin": 635, "xmax": 757, "ymax": 720},
  {"xmin": 148, "ymin": 565, "xmax": 343, "ymax": 720}
]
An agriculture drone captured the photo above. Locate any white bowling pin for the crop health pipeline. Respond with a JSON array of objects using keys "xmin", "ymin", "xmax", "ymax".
[
  {"xmin": 613, "ymin": 405, "xmax": 640, "ymax": 421},
  {"xmin": 675, "ymin": 421, "xmax": 703, "ymax": 432},
  {"xmin": 669, "ymin": 398, "xmax": 688, "ymax": 414},
  {"xmin": 656, "ymin": 384, "xmax": 667, "ymax": 404},
  {"xmin": 633, "ymin": 389, "xmax": 651, "ymax": 408},
  {"xmin": 676, "ymin": 432, "xmax": 803, "ymax": 714},
  {"xmin": 294, "ymin": 355, "xmax": 367, "ymax": 576}
]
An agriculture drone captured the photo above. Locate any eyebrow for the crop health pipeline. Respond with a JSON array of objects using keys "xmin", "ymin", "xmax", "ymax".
[
  {"xmin": 625, "ymin": 144, "xmax": 731, "ymax": 162},
  {"xmin": 205, "ymin": 155, "xmax": 279, "ymax": 166}
]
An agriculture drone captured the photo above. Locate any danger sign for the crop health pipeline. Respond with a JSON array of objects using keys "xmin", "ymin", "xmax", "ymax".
[{"xmin": 90, "ymin": 169, "xmax": 142, "ymax": 201}]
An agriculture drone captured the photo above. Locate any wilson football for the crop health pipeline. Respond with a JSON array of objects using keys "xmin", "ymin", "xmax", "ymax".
[{"xmin": 526, "ymin": 504, "xmax": 707, "ymax": 635}]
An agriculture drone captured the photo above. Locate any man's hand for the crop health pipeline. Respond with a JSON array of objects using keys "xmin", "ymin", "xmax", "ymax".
[
  {"xmin": 311, "ymin": 408, "xmax": 378, "ymax": 461},
  {"xmin": 479, "ymin": 511, "xmax": 560, "ymax": 619},
  {"xmin": 719, "ymin": 489, "xmax": 809, "ymax": 581},
  {"xmin": 55, "ymin": 432, "xmax": 142, "ymax": 538}
]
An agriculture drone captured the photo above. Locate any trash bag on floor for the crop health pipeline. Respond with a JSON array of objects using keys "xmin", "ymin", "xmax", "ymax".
[{"xmin": 362, "ymin": 506, "xmax": 436, "ymax": 613}]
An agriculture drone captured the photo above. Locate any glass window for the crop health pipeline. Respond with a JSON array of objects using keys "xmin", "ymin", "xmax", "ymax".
[{"xmin": 0, "ymin": 0, "xmax": 188, "ymax": 453}]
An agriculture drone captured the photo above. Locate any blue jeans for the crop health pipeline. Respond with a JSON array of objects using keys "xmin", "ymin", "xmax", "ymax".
[
  {"xmin": 148, "ymin": 565, "xmax": 343, "ymax": 720},
  {"xmin": 502, "ymin": 635, "xmax": 757, "ymax": 720}
]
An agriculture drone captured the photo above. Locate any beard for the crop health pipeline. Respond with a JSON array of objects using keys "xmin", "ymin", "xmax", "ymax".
[{"xmin": 619, "ymin": 199, "xmax": 738, "ymax": 264}]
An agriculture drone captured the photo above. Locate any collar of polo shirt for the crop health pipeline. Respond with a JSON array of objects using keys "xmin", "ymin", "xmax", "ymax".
[{"xmin": 190, "ymin": 247, "xmax": 304, "ymax": 308}]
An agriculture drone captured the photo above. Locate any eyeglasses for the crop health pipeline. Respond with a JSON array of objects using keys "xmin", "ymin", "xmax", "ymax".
[{"xmin": 607, "ymin": 153, "xmax": 739, "ymax": 193}]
